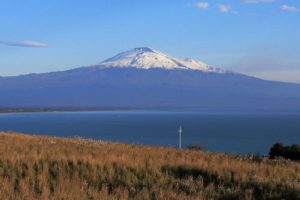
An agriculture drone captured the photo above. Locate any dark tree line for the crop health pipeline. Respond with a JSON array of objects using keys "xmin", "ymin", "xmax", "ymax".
[{"xmin": 269, "ymin": 143, "xmax": 300, "ymax": 161}]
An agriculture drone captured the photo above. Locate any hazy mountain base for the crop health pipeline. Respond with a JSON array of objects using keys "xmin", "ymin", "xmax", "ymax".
[
  {"xmin": 1, "ymin": 68, "xmax": 300, "ymax": 111},
  {"xmin": 0, "ymin": 133, "xmax": 299, "ymax": 200}
]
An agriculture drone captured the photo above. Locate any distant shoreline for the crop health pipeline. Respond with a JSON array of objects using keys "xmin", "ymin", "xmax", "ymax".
[
  {"xmin": 1, "ymin": 108, "xmax": 300, "ymax": 114},
  {"xmin": 0, "ymin": 108, "xmax": 137, "ymax": 114}
]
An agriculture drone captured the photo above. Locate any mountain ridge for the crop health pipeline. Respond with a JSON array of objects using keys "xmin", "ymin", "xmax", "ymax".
[{"xmin": 1, "ymin": 47, "xmax": 300, "ymax": 111}]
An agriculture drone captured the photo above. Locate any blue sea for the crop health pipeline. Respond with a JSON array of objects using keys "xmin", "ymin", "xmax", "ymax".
[{"xmin": 0, "ymin": 111, "xmax": 299, "ymax": 154}]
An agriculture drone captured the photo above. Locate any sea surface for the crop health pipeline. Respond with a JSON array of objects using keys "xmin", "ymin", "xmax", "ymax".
[{"xmin": 0, "ymin": 111, "xmax": 299, "ymax": 154}]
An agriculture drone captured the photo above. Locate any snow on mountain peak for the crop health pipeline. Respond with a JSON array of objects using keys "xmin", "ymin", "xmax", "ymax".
[
  {"xmin": 90, "ymin": 47, "xmax": 225, "ymax": 73},
  {"xmin": 132, "ymin": 47, "xmax": 155, "ymax": 53}
]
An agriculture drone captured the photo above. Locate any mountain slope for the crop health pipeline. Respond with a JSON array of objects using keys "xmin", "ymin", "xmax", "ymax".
[{"xmin": 1, "ymin": 47, "xmax": 300, "ymax": 111}]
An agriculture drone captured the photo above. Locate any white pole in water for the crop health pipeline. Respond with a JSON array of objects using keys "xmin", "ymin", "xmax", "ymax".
[{"xmin": 178, "ymin": 126, "xmax": 183, "ymax": 149}]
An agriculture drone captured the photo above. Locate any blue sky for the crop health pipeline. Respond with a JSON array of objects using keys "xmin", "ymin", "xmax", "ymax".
[{"xmin": 1, "ymin": 0, "xmax": 300, "ymax": 82}]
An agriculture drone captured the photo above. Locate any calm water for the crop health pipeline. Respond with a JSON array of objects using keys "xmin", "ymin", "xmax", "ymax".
[{"xmin": 0, "ymin": 111, "xmax": 299, "ymax": 154}]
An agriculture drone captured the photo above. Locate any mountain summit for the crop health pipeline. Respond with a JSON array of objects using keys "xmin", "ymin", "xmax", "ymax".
[{"xmin": 91, "ymin": 47, "xmax": 224, "ymax": 72}]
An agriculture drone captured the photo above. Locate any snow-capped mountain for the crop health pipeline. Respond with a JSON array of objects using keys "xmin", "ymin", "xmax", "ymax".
[
  {"xmin": 90, "ymin": 47, "xmax": 224, "ymax": 73},
  {"xmin": 1, "ymin": 47, "xmax": 300, "ymax": 111}
]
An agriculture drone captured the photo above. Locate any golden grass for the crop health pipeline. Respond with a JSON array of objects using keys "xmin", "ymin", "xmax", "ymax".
[{"xmin": 0, "ymin": 132, "xmax": 299, "ymax": 200}]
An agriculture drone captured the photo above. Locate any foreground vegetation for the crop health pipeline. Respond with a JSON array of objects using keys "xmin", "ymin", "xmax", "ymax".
[
  {"xmin": 269, "ymin": 143, "xmax": 300, "ymax": 161},
  {"xmin": 0, "ymin": 133, "xmax": 299, "ymax": 200}
]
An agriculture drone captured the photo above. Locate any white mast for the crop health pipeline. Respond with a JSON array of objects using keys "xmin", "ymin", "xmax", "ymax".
[{"xmin": 178, "ymin": 126, "xmax": 183, "ymax": 149}]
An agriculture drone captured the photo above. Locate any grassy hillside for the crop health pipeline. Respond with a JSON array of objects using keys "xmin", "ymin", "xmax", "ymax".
[{"xmin": 0, "ymin": 133, "xmax": 299, "ymax": 200}]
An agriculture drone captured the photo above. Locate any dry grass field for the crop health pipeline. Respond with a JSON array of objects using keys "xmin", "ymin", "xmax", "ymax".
[{"xmin": 0, "ymin": 132, "xmax": 299, "ymax": 200}]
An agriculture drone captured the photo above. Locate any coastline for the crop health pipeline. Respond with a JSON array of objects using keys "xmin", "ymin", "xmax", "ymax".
[{"xmin": 1, "ymin": 107, "xmax": 300, "ymax": 115}]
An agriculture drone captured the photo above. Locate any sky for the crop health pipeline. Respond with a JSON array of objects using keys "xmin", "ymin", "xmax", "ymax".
[{"xmin": 1, "ymin": 0, "xmax": 300, "ymax": 83}]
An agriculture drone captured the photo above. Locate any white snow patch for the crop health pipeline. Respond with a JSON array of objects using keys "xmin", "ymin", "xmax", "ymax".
[{"xmin": 89, "ymin": 47, "xmax": 226, "ymax": 73}]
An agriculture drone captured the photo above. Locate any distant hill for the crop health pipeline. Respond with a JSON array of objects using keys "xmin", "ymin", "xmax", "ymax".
[{"xmin": 1, "ymin": 47, "xmax": 300, "ymax": 111}]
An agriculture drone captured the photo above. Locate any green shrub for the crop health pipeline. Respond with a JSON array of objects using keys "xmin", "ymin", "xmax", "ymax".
[
  {"xmin": 269, "ymin": 143, "xmax": 300, "ymax": 161},
  {"xmin": 186, "ymin": 144, "xmax": 203, "ymax": 151}
]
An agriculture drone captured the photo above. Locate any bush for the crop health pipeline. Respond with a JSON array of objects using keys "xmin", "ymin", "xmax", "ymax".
[
  {"xmin": 186, "ymin": 144, "xmax": 203, "ymax": 151},
  {"xmin": 269, "ymin": 143, "xmax": 300, "ymax": 161}
]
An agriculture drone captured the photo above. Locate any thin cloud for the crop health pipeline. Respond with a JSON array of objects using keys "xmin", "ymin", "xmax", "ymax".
[
  {"xmin": 240, "ymin": 0, "xmax": 276, "ymax": 3},
  {"xmin": 196, "ymin": 2, "xmax": 209, "ymax": 9},
  {"xmin": 219, "ymin": 5, "xmax": 231, "ymax": 13},
  {"xmin": 280, "ymin": 4, "xmax": 298, "ymax": 12},
  {"xmin": 250, "ymin": 70, "xmax": 300, "ymax": 83},
  {"xmin": 227, "ymin": 46, "xmax": 300, "ymax": 73},
  {"xmin": 0, "ymin": 40, "xmax": 48, "ymax": 48}
]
